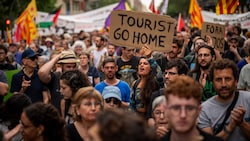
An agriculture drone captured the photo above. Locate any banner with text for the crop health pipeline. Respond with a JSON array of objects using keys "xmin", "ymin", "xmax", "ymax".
[
  {"xmin": 110, "ymin": 10, "xmax": 176, "ymax": 51},
  {"xmin": 202, "ymin": 11, "xmax": 250, "ymax": 29},
  {"xmin": 201, "ymin": 22, "xmax": 225, "ymax": 52}
]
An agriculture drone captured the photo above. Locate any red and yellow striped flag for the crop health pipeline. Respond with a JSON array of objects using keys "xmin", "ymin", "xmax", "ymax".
[
  {"xmin": 22, "ymin": 13, "xmax": 38, "ymax": 43},
  {"xmin": 15, "ymin": 0, "xmax": 38, "ymax": 43},
  {"xmin": 16, "ymin": 0, "xmax": 37, "ymax": 24},
  {"xmin": 216, "ymin": 0, "xmax": 239, "ymax": 15},
  {"xmin": 189, "ymin": 0, "xmax": 203, "ymax": 29}
]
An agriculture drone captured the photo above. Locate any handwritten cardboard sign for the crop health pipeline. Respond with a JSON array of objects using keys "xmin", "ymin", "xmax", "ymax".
[
  {"xmin": 201, "ymin": 22, "xmax": 225, "ymax": 52},
  {"xmin": 110, "ymin": 10, "xmax": 176, "ymax": 52}
]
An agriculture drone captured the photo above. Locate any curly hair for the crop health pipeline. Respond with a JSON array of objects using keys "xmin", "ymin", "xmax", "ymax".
[
  {"xmin": 23, "ymin": 103, "xmax": 67, "ymax": 141},
  {"xmin": 60, "ymin": 69, "xmax": 91, "ymax": 95},
  {"xmin": 165, "ymin": 75, "xmax": 202, "ymax": 103},
  {"xmin": 209, "ymin": 59, "xmax": 239, "ymax": 81},
  {"xmin": 96, "ymin": 109, "xmax": 157, "ymax": 141},
  {"xmin": 0, "ymin": 94, "xmax": 31, "ymax": 130}
]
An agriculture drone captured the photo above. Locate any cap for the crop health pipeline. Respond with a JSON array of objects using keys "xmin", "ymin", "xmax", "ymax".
[
  {"xmin": 57, "ymin": 50, "xmax": 79, "ymax": 64},
  {"xmin": 45, "ymin": 37, "xmax": 53, "ymax": 42},
  {"xmin": 64, "ymin": 33, "xmax": 72, "ymax": 40},
  {"xmin": 102, "ymin": 86, "xmax": 122, "ymax": 101},
  {"xmin": 22, "ymin": 49, "xmax": 38, "ymax": 59}
]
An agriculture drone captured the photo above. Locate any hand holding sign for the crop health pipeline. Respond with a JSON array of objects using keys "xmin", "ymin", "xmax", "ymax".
[
  {"xmin": 141, "ymin": 44, "xmax": 152, "ymax": 57},
  {"xmin": 201, "ymin": 22, "xmax": 225, "ymax": 52},
  {"xmin": 110, "ymin": 11, "xmax": 176, "ymax": 52}
]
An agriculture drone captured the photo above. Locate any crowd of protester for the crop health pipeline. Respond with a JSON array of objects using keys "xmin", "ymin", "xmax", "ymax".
[{"xmin": 0, "ymin": 23, "xmax": 250, "ymax": 141}]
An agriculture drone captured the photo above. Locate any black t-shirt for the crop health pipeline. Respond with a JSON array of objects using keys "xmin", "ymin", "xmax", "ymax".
[
  {"xmin": 0, "ymin": 63, "xmax": 16, "ymax": 71},
  {"xmin": 160, "ymin": 128, "xmax": 223, "ymax": 141},
  {"xmin": 116, "ymin": 56, "xmax": 139, "ymax": 86},
  {"xmin": 47, "ymin": 72, "xmax": 62, "ymax": 111},
  {"xmin": 146, "ymin": 88, "xmax": 165, "ymax": 119},
  {"xmin": 65, "ymin": 123, "xmax": 83, "ymax": 141}
]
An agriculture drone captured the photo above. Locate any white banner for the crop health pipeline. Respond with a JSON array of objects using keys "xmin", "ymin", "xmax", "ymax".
[
  {"xmin": 202, "ymin": 11, "xmax": 250, "ymax": 29},
  {"xmin": 37, "ymin": 3, "xmax": 118, "ymax": 35}
]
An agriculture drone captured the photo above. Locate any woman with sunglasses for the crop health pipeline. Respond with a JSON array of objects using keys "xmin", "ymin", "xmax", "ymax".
[
  {"xmin": 102, "ymin": 86, "xmax": 122, "ymax": 109},
  {"xmin": 66, "ymin": 86, "xmax": 103, "ymax": 141}
]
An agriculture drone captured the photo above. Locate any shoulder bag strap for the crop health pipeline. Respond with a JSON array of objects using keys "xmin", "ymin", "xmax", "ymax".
[{"xmin": 214, "ymin": 91, "xmax": 239, "ymax": 135}]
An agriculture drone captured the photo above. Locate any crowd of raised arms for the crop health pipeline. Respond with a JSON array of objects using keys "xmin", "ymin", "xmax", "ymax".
[{"xmin": 0, "ymin": 25, "xmax": 250, "ymax": 141}]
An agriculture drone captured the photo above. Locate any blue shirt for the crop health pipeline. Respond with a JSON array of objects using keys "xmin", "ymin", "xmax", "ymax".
[{"xmin": 95, "ymin": 80, "xmax": 130, "ymax": 102}]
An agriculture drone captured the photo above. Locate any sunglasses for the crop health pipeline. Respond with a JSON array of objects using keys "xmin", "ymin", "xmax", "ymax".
[{"xmin": 105, "ymin": 97, "xmax": 121, "ymax": 105}]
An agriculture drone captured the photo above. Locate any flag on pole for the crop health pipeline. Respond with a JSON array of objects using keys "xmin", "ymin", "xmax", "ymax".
[
  {"xmin": 189, "ymin": 0, "xmax": 203, "ymax": 29},
  {"xmin": 149, "ymin": 0, "xmax": 160, "ymax": 14},
  {"xmin": 38, "ymin": 6, "xmax": 62, "ymax": 28},
  {"xmin": 216, "ymin": 0, "xmax": 239, "ymax": 15},
  {"xmin": 104, "ymin": 0, "xmax": 131, "ymax": 29},
  {"xmin": 15, "ymin": 0, "xmax": 38, "ymax": 43},
  {"xmin": 160, "ymin": 0, "xmax": 169, "ymax": 15},
  {"xmin": 16, "ymin": 0, "xmax": 37, "ymax": 24},
  {"xmin": 177, "ymin": 13, "xmax": 185, "ymax": 32},
  {"xmin": 6, "ymin": 28, "xmax": 12, "ymax": 43}
]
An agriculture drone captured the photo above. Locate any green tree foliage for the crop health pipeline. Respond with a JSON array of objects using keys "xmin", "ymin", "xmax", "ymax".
[
  {"xmin": 162, "ymin": 0, "xmax": 190, "ymax": 18},
  {"xmin": 0, "ymin": 0, "xmax": 56, "ymax": 31}
]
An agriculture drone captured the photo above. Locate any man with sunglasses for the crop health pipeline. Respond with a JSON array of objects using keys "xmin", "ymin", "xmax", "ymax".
[
  {"xmin": 10, "ymin": 48, "xmax": 49, "ymax": 103},
  {"xmin": 102, "ymin": 85, "xmax": 122, "ymax": 109}
]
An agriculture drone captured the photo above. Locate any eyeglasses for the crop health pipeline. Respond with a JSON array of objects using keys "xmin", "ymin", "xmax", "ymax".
[
  {"xmin": 153, "ymin": 110, "xmax": 165, "ymax": 117},
  {"xmin": 105, "ymin": 97, "xmax": 121, "ymax": 105},
  {"xmin": 197, "ymin": 53, "xmax": 211, "ymax": 58},
  {"xmin": 82, "ymin": 101, "xmax": 101, "ymax": 107},
  {"xmin": 0, "ymin": 52, "xmax": 5, "ymax": 55},
  {"xmin": 195, "ymin": 42, "xmax": 205, "ymax": 46},
  {"xmin": 168, "ymin": 105, "xmax": 198, "ymax": 116},
  {"xmin": 165, "ymin": 72, "xmax": 177, "ymax": 76}
]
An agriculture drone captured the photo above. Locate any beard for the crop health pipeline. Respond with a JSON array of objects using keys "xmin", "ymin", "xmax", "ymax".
[
  {"xmin": 106, "ymin": 73, "xmax": 115, "ymax": 79},
  {"xmin": 217, "ymin": 87, "xmax": 236, "ymax": 100},
  {"xmin": 200, "ymin": 64, "xmax": 210, "ymax": 70}
]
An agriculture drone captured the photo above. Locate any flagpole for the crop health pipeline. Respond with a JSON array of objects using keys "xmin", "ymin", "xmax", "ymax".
[
  {"xmin": 177, "ymin": 13, "xmax": 181, "ymax": 32},
  {"xmin": 160, "ymin": 0, "xmax": 169, "ymax": 15}
]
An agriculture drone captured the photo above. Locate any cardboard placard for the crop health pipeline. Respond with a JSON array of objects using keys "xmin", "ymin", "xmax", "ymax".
[
  {"xmin": 110, "ymin": 10, "xmax": 176, "ymax": 52},
  {"xmin": 201, "ymin": 22, "xmax": 225, "ymax": 52}
]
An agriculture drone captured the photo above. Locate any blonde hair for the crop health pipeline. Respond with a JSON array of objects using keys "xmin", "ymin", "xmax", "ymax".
[{"xmin": 72, "ymin": 86, "xmax": 103, "ymax": 121}]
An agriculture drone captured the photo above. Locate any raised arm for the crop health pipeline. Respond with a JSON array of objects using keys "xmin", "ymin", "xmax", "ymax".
[{"xmin": 38, "ymin": 53, "xmax": 61, "ymax": 84}]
